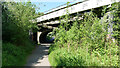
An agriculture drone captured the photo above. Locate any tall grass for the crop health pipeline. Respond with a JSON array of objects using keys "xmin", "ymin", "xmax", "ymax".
[{"xmin": 2, "ymin": 41, "xmax": 35, "ymax": 66}]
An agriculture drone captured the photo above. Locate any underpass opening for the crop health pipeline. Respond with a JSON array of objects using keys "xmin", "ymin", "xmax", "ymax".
[{"xmin": 39, "ymin": 30, "xmax": 54, "ymax": 43}]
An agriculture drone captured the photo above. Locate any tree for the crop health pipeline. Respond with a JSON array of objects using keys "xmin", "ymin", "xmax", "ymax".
[{"xmin": 2, "ymin": 1, "xmax": 41, "ymax": 45}]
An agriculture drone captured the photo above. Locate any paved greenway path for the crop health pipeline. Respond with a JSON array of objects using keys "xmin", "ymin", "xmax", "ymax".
[{"xmin": 25, "ymin": 44, "xmax": 51, "ymax": 67}]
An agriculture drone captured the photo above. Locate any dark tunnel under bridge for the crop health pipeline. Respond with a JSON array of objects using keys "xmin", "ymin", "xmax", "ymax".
[{"xmin": 37, "ymin": 29, "xmax": 54, "ymax": 44}]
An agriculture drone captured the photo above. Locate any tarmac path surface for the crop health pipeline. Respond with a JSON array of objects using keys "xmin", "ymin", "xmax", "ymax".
[{"xmin": 25, "ymin": 43, "xmax": 51, "ymax": 67}]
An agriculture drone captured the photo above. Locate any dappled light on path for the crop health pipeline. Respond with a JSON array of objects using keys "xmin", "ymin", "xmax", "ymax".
[{"xmin": 25, "ymin": 44, "xmax": 51, "ymax": 66}]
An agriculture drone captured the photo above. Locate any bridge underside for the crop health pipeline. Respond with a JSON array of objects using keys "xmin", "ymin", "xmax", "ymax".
[
  {"xmin": 36, "ymin": 8, "xmax": 102, "ymax": 44},
  {"xmin": 36, "ymin": 0, "xmax": 119, "ymax": 44},
  {"xmin": 37, "ymin": 26, "xmax": 54, "ymax": 44}
]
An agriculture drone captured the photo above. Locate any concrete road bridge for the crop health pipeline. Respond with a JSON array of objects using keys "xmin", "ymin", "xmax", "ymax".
[{"xmin": 36, "ymin": 0, "xmax": 120, "ymax": 44}]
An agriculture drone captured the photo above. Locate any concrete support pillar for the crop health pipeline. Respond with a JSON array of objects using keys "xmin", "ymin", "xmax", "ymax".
[
  {"xmin": 101, "ymin": 11, "xmax": 115, "ymax": 42},
  {"xmin": 37, "ymin": 31, "xmax": 42, "ymax": 44}
]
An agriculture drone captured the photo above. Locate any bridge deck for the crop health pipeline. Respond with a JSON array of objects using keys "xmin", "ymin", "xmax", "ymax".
[{"xmin": 36, "ymin": 0, "xmax": 120, "ymax": 22}]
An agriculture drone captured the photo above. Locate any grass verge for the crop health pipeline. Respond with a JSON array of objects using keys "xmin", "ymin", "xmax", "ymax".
[{"xmin": 2, "ymin": 41, "xmax": 35, "ymax": 66}]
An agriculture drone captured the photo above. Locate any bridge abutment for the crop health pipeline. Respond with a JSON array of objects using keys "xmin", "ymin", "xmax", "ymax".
[{"xmin": 37, "ymin": 31, "xmax": 42, "ymax": 44}]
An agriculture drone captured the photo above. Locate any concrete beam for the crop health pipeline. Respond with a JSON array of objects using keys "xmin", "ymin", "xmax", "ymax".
[
  {"xmin": 37, "ymin": 16, "xmax": 83, "ymax": 26},
  {"xmin": 38, "ymin": 24, "xmax": 42, "ymax": 26},
  {"xmin": 44, "ymin": 21, "xmax": 60, "ymax": 25},
  {"xmin": 38, "ymin": 23, "xmax": 57, "ymax": 29}
]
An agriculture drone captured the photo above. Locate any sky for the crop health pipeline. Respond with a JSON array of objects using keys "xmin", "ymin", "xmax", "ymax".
[
  {"xmin": 32, "ymin": 2, "xmax": 66, "ymax": 13},
  {"xmin": 2, "ymin": 0, "xmax": 83, "ymax": 13},
  {"xmin": 31, "ymin": 0, "xmax": 83, "ymax": 13}
]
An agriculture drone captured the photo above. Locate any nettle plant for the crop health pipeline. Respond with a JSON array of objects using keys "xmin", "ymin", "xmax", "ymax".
[{"xmin": 52, "ymin": 2, "xmax": 119, "ymax": 66}]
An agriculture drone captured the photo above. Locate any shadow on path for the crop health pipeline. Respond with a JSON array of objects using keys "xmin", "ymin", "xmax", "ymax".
[{"xmin": 25, "ymin": 43, "xmax": 51, "ymax": 66}]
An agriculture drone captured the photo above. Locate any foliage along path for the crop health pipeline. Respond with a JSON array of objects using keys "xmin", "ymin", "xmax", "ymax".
[{"xmin": 25, "ymin": 44, "xmax": 51, "ymax": 66}]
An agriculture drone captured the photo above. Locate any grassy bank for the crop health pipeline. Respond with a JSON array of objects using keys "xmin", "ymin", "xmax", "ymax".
[
  {"xmin": 2, "ymin": 41, "xmax": 35, "ymax": 66},
  {"xmin": 49, "ymin": 44, "xmax": 118, "ymax": 67}
]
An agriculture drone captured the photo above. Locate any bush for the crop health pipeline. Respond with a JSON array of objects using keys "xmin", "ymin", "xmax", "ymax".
[
  {"xmin": 49, "ymin": 47, "xmax": 87, "ymax": 66},
  {"xmin": 49, "ymin": 46, "xmax": 118, "ymax": 67},
  {"xmin": 49, "ymin": 2, "xmax": 119, "ymax": 67}
]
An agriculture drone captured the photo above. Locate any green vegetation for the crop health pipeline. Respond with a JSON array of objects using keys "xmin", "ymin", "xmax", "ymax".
[
  {"xmin": 2, "ymin": 1, "xmax": 42, "ymax": 66},
  {"xmin": 49, "ymin": 2, "xmax": 120, "ymax": 67},
  {"xmin": 2, "ymin": 42, "xmax": 34, "ymax": 66}
]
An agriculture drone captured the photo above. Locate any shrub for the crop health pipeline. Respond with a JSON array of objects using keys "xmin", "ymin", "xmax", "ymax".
[{"xmin": 49, "ymin": 2, "xmax": 119, "ymax": 67}]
